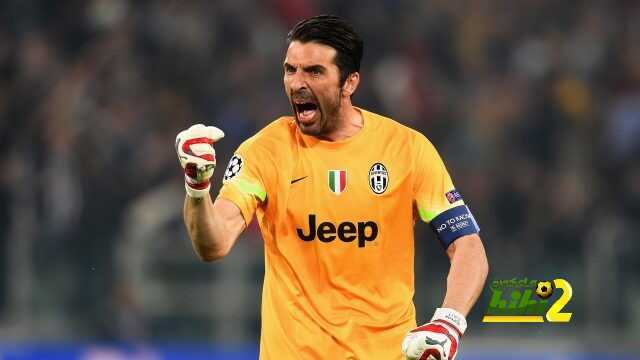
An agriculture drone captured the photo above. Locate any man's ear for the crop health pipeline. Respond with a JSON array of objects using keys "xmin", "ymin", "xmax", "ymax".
[{"xmin": 342, "ymin": 72, "xmax": 360, "ymax": 97}]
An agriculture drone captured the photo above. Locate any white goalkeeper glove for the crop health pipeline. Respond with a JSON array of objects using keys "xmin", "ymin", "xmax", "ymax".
[
  {"xmin": 402, "ymin": 308, "xmax": 467, "ymax": 360},
  {"xmin": 175, "ymin": 124, "xmax": 225, "ymax": 198}
]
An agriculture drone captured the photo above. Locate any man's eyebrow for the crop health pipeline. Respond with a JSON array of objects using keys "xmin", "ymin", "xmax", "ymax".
[{"xmin": 303, "ymin": 65, "xmax": 326, "ymax": 72}]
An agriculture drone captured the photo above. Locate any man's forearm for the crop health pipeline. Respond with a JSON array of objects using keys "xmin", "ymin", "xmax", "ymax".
[
  {"xmin": 184, "ymin": 194, "xmax": 249, "ymax": 261},
  {"xmin": 402, "ymin": 235, "xmax": 486, "ymax": 358},
  {"xmin": 442, "ymin": 234, "xmax": 489, "ymax": 316},
  {"xmin": 184, "ymin": 195, "xmax": 225, "ymax": 261}
]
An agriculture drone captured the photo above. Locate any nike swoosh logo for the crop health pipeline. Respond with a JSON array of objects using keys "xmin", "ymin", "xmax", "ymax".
[{"xmin": 290, "ymin": 176, "xmax": 308, "ymax": 184}]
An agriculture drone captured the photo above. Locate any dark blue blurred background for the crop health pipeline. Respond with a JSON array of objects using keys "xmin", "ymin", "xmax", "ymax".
[{"xmin": 0, "ymin": 0, "xmax": 638, "ymax": 358}]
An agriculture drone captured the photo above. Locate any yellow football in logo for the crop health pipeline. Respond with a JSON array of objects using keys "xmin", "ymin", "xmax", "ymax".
[{"xmin": 536, "ymin": 281, "xmax": 553, "ymax": 299}]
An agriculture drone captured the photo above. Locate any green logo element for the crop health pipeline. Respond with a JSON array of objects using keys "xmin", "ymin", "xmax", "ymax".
[
  {"xmin": 485, "ymin": 278, "xmax": 548, "ymax": 316},
  {"xmin": 482, "ymin": 277, "xmax": 573, "ymax": 323}
]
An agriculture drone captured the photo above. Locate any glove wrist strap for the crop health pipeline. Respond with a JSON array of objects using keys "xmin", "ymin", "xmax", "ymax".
[
  {"xmin": 185, "ymin": 176, "xmax": 211, "ymax": 198},
  {"xmin": 431, "ymin": 307, "xmax": 467, "ymax": 336}
]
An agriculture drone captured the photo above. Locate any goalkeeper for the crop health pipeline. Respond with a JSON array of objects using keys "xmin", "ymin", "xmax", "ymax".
[{"xmin": 176, "ymin": 15, "xmax": 489, "ymax": 360}]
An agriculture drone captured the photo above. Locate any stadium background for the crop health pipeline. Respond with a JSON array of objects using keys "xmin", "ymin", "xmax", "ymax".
[{"xmin": 0, "ymin": 0, "xmax": 639, "ymax": 358}]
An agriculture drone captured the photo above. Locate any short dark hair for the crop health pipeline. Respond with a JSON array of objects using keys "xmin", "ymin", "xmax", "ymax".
[{"xmin": 287, "ymin": 15, "xmax": 363, "ymax": 86}]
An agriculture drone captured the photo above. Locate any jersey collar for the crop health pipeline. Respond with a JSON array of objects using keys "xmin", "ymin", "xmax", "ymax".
[{"xmin": 296, "ymin": 107, "xmax": 373, "ymax": 149}]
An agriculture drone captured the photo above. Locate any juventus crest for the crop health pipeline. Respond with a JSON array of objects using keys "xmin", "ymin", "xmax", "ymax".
[{"xmin": 369, "ymin": 163, "xmax": 388, "ymax": 194}]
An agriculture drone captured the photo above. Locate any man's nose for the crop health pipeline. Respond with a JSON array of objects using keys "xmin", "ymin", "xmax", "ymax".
[{"xmin": 289, "ymin": 72, "xmax": 307, "ymax": 92}]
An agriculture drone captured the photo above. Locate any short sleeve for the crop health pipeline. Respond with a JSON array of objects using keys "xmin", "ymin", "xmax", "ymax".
[
  {"xmin": 413, "ymin": 134, "xmax": 462, "ymax": 223},
  {"xmin": 413, "ymin": 134, "xmax": 480, "ymax": 248},
  {"xmin": 217, "ymin": 139, "xmax": 272, "ymax": 225}
]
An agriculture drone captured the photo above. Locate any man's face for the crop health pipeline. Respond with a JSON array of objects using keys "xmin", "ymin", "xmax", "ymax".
[{"xmin": 283, "ymin": 41, "xmax": 343, "ymax": 137}]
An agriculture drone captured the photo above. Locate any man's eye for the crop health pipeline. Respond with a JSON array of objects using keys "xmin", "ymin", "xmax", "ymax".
[{"xmin": 285, "ymin": 67, "xmax": 295, "ymax": 74}]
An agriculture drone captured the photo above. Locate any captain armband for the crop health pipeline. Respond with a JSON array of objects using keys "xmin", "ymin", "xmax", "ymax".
[{"xmin": 429, "ymin": 205, "xmax": 480, "ymax": 248}]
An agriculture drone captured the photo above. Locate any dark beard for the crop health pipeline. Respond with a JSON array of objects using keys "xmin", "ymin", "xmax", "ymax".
[{"xmin": 297, "ymin": 89, "xmax": 342, "ymax": 139}]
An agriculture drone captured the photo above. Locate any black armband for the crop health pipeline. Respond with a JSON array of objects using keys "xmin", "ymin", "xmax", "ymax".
[{"xmin": 429, "ymin": 205, "xmax": 480, "ymax": 248}]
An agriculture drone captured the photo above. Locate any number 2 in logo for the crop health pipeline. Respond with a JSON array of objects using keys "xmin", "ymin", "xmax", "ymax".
[{"xmin": 545, "ymin": 278, "xmax": 573, "ymax": 322}]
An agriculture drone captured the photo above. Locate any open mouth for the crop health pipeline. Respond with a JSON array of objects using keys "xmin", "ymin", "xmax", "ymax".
[{"xmin": 294, "ymin": 101, "xmax": 319, "ymax": 123}]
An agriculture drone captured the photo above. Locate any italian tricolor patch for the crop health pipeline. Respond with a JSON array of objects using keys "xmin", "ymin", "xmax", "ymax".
[{"xmin": 328, "ymin": 170, "xmax": 347, "ymax": 195}]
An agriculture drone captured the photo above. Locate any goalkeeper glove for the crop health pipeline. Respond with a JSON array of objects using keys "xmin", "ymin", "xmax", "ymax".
[
  {"xmin": 402, "ymin": 308, "xmax": 467, "ymax": 360},
  {"xmin": 175, "ymin": 124, "xmax": 225, "ymax": 198}
]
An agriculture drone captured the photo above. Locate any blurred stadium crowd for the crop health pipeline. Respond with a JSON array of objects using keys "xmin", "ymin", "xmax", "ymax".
[{"xmin": 0, "ymin": 0, "xmax": 639, "ymax": 350}]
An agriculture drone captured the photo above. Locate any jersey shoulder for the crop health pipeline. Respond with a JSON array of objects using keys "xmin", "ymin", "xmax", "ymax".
[
  {"xmin": 236, "ymin": 116, "xmax": 297, "ymax": 155},
  {"xmin": 362, "ymin": 108, "xmax": 435, "ymax": 152}
]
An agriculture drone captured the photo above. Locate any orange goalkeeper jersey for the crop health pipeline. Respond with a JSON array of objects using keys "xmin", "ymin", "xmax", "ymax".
[{"xmin": 217, "ymin": 108, "xmax": 465, "ymax": 359}]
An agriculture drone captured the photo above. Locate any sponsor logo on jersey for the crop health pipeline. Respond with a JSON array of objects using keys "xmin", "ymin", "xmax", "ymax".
[
  {"xmin": 369, "ymin": 162, "xmax": 388, "ymax": 194},
  {"xmin": 296, "ymin": 214, "xmax": 378, "ymax": 247},
  {"xmin": 328, "ymin": 170, "xmax": 346, "ymax": 194},
  {"xmin": 223, "ymin": 154, "xmax": 243, "ymax": 181},
  {"xmin": 445, "ymin": 189, "xmax": 462, "ymax": 203}
]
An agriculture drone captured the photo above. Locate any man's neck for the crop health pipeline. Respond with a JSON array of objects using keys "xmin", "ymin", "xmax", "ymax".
[{"xmin": 321, "ymin": 105, "xmax": 363, "ymax": 141}]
